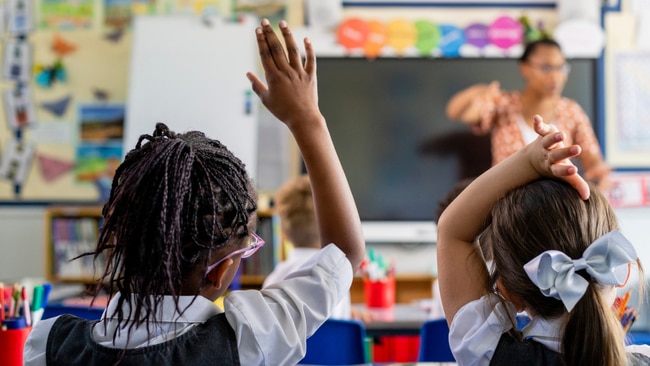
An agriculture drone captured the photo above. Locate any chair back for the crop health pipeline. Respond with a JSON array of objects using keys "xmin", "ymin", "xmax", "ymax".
[
  {"xmin": 418, "ymin": 318, "xmax": 455, "ymax": 362},
  {"xmin": 300, "ymin": 318, "xmax": 367, "ymax": 365},
  {"xmin": 42, "ymin": 304, "xmax": 104, "ymax": 320}
]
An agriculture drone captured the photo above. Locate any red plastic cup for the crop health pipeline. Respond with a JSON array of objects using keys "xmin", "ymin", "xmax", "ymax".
[
  {"xmin": 364, "ymin": 276, "xmax": 396, "ymax": 309},
  {"xmin": 0, "ymin": 327, "xmax": 32, "ymax": 366}
]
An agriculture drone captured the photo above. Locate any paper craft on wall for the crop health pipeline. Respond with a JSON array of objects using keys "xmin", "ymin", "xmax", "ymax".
[
  {"xmin": 104, "ymin": 27, "xmax": 124, "ymax": 43},
  {"xmin": 93, "ymin": 88, "xmax": 109, "ymax": 101},
  {"xmin": 40, "ymin": 94, "xmax": 72, "ymax": 117},
  {"xmin": 34, "ymin": 59, "xmax": 67, "ymax": 88},
  {"xmin": 51, "ymin": 34, "xmax": 76, "ymax": 56},
  {"xmin": 335, "ymin": 15, "xmax": 525, "ymax": 58},
  {"xmin": 37, "ymin": 153, "xmax": 75, "ymax": 182}
]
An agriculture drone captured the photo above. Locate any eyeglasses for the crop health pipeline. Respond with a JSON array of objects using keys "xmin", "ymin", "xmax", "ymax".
[
  {"xmin": 205, "ymin": 232, "xmax": 265, "ymax": 276},
  {"xmin": 527, "ymin": 62, "xmax": 571, "ymax": 75}
]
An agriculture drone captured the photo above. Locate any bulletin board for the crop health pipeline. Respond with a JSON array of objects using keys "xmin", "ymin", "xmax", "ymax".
[
  {"xmin": 0, "ymin": 2, "xmax": 265, "ymax": 204},
  {"xmin": 0, "ymin": 29, "xmax": 132, "ymax": 203}
]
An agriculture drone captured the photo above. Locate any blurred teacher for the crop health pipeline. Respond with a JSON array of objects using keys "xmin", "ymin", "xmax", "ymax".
[{"xmin": 445, "ymin": 38, "xmax": 610, "ymax": 189}]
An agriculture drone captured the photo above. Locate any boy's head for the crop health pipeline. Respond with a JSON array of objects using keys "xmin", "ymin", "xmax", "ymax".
[
  {"xmin": 274, "ymin": 174, "xmax": 319, "ymax": 248},
  {"xmin": 98, "ymin": 123, "xmax": 258, "ymax": 298}
]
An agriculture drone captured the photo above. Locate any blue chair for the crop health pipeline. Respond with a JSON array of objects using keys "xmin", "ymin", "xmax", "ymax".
[
  {"xmin": 418, "ymin": 318, "xmax": 455, "ymax": 362},
  {"xmin": 300, "ymin": 318, "xmax": 367, "ymax": 365},
  {"xmin": 516, "ymin": 314, "xmax": 531, "ymax": 330},
  {"xmin": 42, "ymin": 304, "xmax": 104, "ymax": 320}
]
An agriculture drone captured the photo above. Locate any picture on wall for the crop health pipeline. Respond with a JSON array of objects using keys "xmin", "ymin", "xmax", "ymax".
[
  {"xmin": 2, "ymin": 40, "xmax": 32, "ymax": 82},
  {"xmin": 607, "ymin": 51, "xmax": 650, "ymax": 168},
  {"xmin": 3, "ymin": 87, "xmax": 37, "ymax": 131},
  {"xmin": 38, "ymin": 0, "xmax": 95, "ymax": 30},
  {"xmin": 75, "ymin": 104, "xmax": 124, "ymax": 189},
  {"xmin": 0, "ymin": 138, "xmax": 36, "ymax": 186}
]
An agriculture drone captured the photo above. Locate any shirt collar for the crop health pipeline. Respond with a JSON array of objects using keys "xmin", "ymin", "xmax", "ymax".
[
  {"xmin": 522, "ymin": 314, "xmax": 566, "ymax": 352},
  {"xmin": 105, "ymin": 293, "xmax": 222, "ymax": 324}
]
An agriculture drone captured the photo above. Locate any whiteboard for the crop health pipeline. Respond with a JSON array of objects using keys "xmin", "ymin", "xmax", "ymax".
[{"xmin": 126, "ymin": 15, "xmax": 259, "ymax": 179}]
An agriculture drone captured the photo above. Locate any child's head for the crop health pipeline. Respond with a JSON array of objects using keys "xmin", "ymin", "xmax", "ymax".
[
  {"xmin": 96, "ymin": 123, "xmax": 257, "ymax": 304},
  {"xmin": 274, "ymin": 174, "xmax": 319, "ymax": 249},
  {"xmin": 434, "ymin": 177, "xmax": 475, "ymax": 225},
  {"xmin": 484, "ymin": 179, "xmax": 639, "ymax": 365}
]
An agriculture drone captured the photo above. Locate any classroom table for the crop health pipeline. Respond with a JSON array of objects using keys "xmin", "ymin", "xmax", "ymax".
[{"xmin": 352, "ymin": 303, "xmax": 431, "ymax": 337}]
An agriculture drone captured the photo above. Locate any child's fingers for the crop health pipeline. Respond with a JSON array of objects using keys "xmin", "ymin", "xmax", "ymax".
[
  {"xmin": 303, "ymin": 38, "xmax": 316, "ymax": 76},
  {"xmin": 533, "ymin": 114, "xmax": 559, "ymax": 137},
  {"xmin": 260, "ymin": 19, "xmax": 288, "ymax": 71},
  {"xmin": 547, "ymin": 144, "xmax": 581, "ymax": 163},
  {"xmin": 255, "ymin": 22, "xmax": 277, "ymax": 72},
  {"xmin": 246, "ymin": 72, "xmax": 268, "ymax": 99},
  {"xmin": 278, "ymin": 21, "xmax": 302, "ymax": 70},
  {"xmin": 561, "ymin": 172, "xmax": 591, "ymax": 200}
]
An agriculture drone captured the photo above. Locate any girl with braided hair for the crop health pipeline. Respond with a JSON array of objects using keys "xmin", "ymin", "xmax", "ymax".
[
  {"xmin": 437, "ymin": 115, "xmax": 650, "ymax": 365},
  {"xmin": 24, "ymin": 18, "xmax": 364, "ymax": 366}
]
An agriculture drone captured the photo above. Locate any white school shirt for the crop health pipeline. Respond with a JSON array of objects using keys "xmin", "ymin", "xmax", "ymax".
[
  {"xmin": 449, "ymin": 294, "xmax": 650, "ymax": 366},
  {"xmin": 263, "ymin": 247, "xmax": 352, "ymax": 320},
  {"xmin": 24, "ymin": 243, "xmax": 353, "ymax": 366}
]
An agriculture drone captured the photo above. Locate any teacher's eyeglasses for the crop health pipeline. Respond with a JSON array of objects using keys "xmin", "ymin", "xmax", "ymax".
[
  {"xmin": 205, "ymin": 232, "xmax": 265, "ymax": 276},
  {"xmin": 527, "ymin": 62, "xmax": 571, "ymax": 75}
]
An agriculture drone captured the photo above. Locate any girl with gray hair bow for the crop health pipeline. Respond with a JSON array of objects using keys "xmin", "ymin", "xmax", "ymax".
[{"xmin": 436, "ymin": 115, "xmax": 650, "ymax": 366}]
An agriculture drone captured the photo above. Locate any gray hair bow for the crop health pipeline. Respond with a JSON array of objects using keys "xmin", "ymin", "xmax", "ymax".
[{"xmin": 523, "ymin": 231, "xmax": 637, "ymax": 312}]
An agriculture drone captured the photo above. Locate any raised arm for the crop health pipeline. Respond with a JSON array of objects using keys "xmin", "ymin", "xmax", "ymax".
[
  {"xmin": 246, "ymin": 19, "xmax": 365, "ymax": 271},
  {"xmin": 436, "ymin": 115, "xmax": 589, "ymax": 324},
  {"xmin": 445, "ymin": 81, "xmax": 500, "ymax": 124}
]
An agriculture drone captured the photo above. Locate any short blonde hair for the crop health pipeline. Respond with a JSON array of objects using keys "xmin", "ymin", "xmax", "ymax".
[{"xmin": 274, "ymin": 174, "xmax": 319, "ymax": 248}]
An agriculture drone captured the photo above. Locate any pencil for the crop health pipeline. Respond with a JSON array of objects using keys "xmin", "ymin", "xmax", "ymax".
[
  {"xmin": 21, "ymin": 286, "xmax": 31, "ymax": 327},
  {"xmin": 0, "ymin": 282, "xmax": 5, "ymax": 323},
  {"xmin": 618, "ymin": 291, "xmax": 631, "ymax": 319}
]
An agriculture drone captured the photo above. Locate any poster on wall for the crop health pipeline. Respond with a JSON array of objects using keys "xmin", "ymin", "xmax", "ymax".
[
  {"xmin": 3, "ymin": 88, "xmax": 37, "ymax": 131},
  {"xmin": 344, "ymin": 0, "xmax": 555, "ymax": 5},
  {"xmin": 38, "ymin": 0, "xmax": 95, "ymax": 29},
  {"xmin": 75, "ymin": 104, "xmax": 124, "ymax": 200},
  {"xmin": 0, "ymin": 138, "xmax": 36, "ymax": 188},
  {"xmin": 2, "ymin": 40, "xmax": 32, "ymax": 82},
  {"xmin": 607, "ymin": 51, "xmax": 650, "ymax": 168},
  {"xmin": 104, "ymin": 0, "xmax": 159, "ymax": 28}
]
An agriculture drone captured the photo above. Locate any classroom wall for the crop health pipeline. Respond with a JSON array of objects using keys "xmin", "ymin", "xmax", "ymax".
[{"xmin": 1, "ymin": 2, "xmax": 650, "ymax": 281}]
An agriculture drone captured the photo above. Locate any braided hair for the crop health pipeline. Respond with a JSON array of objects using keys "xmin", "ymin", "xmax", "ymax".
[{"xmin": 93, "ymin": 122, "xmax": 257, "ymax": 341}]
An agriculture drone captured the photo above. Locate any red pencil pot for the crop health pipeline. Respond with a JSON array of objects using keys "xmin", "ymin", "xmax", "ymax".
[
  {"xmin": 0, "ymin": 327, "xmax": 32, "ymax": 366},
  {"xmin": 364, "ymin": 276, "xmax": 396, "ymax": 309}
]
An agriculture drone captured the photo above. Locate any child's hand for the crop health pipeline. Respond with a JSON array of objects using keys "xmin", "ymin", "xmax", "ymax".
[
  {"xmin": 530, "ymin": 115, "xmax": 591, "ymax": 200},
  {"xmin": 246, "ymin": 19, "xmax": 322, "ymax": 129}
]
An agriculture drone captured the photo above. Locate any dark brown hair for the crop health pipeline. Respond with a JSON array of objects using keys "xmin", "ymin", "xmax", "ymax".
[
  {"xmin": 483, "ymin": 179, "xmax": 633, "ymax": 366},
  {"xmin": 519, "ymin": 38, "xmax": 562, "ymax": 63}
]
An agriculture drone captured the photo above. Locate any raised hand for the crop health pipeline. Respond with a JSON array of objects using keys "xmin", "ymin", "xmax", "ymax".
[{"xmin": 246, "ymin": 19, "xmax": 322, "ymax": 130}]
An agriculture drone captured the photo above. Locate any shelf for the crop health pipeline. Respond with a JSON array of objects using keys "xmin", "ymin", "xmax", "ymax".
[
  {"xmin": 43, "ymin": 205, "xmax": 283, "ymax": 286},
  {"xmin": 44, "ymin": 205, "xmax": 104, "ymax": 284},
  {"xmin": 350, "ymin": 274, "xmax": 435, "ymax": 304}
]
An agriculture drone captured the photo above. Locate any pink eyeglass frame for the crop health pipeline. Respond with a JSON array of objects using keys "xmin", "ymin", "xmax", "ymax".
[{"xmin": 204, "ymin": 232, "xmax": 265, "ymax": 277}]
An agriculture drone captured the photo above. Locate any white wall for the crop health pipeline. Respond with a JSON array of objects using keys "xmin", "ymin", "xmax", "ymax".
[
  {"xmin": 2, "ymin": 206, "xmax": 646, "ymax": 281},
  {"xmin": 0, "ymin": 207, "xmax": 45, "ymax": 281},
  {"xmin": 365, "ymin": 207, "xmax": 650, "ymax": 276}
]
